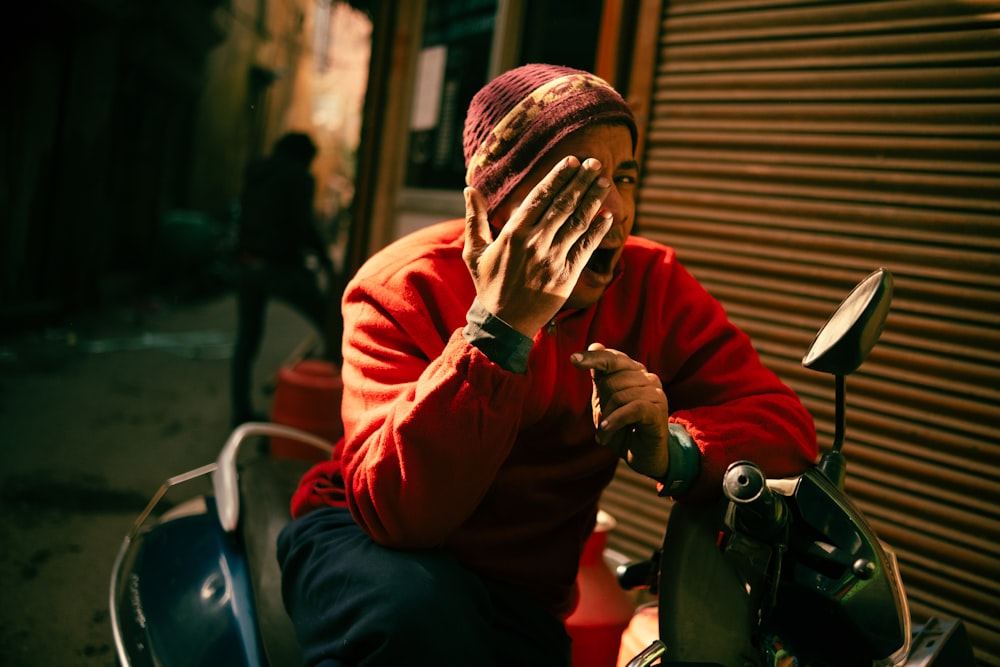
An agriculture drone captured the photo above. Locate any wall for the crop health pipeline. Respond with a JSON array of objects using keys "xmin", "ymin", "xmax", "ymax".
[{"xmin": 1, "ymin": 0, "xmax": 370, "ymax": 328}]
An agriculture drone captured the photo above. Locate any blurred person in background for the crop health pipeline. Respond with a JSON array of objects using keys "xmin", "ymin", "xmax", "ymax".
[{"xmin": 230, "ymin": 132, "xmax": 338, "ymax": 427}]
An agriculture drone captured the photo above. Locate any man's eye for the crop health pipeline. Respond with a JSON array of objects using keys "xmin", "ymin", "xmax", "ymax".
[{"xmin": 615, "ymin": 174, "xmax": 637, "ymax": 185}]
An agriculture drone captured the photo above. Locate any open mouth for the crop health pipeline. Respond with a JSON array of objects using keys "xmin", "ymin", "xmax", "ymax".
[{"xmin": 586, "ymin": 247, "xmax": 617, "ymax": 275}]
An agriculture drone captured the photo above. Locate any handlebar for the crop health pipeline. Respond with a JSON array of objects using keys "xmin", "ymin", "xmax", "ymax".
[
  {"xmin": 616, "ymin": 554, "xmax": 660, "ymax": 592},
  {"xmin": 722, "ymin": 461, "xmax": 788, "ymax": 542}
]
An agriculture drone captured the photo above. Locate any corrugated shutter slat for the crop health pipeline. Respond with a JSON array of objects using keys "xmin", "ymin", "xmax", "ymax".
[{"xmin": 602, "ymin": 0, "xmax": 1000, "ymax": 664}]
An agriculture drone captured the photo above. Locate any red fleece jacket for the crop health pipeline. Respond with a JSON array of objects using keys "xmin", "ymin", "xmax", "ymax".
[{"xmin": 291, "ymin": 219, "xmax": 817, "ymax": 616}]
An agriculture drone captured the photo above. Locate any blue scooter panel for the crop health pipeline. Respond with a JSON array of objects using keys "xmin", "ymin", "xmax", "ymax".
[{"xmin": 112, "ymin": 497, "xmax": 265, "ymax": 667}]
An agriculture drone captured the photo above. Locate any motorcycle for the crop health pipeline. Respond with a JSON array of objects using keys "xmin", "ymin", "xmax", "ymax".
[
  {"xmin": 109, "ymin": 268, "xmax": 976, "ymax": 666},
  {"xmin": 617, "ymin": 267, "xmax": 976, "ymax": 667},
  {"xmin": 109, "ymin": 421, "xmax": 332, "ymax": 666}
]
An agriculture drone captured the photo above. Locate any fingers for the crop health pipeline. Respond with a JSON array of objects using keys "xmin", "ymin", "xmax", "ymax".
[
  {"xmin": 571, "ymin": 344, "xmax": 647, "ymax": 376},
  {"xmin": 509, "ymin": 157, "xmax": 611, "ymax": 247},
  {"xmin": 507, "ymin": 155, "xmax": 583, "ymax": 229},
  {"xmin": 542, "ymin": 159, "xmax": 608, "ymax": 230},
  {"xmin": 574, "ymin": 344, "xmax": 671, "ymax": 478},
  {"xmin": 597, "ymin": 390, "xmax": 665, "ymax": 433},
  {"xmin": 462, "ymin": 187, "xmax": 491, "ymax": 273},
  {"xmin": 567, "ymin": 208, "xmax": 614, "ymax": 272},
  {"xmin": 461, "ymin": 155, "xmax": 612, "ymax": 338},
  {"xmin": 543, "ymin": 161, "xmax": 612, "ymax": 255},
  {"xmin": 572, "ymin": 344, "xmax": 667, "ymax": 433}
]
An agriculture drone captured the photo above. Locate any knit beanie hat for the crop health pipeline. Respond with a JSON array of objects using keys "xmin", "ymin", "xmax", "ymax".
[{"xmin": 463, "ymin": 63, "xmax": 638, "ymax": 216}]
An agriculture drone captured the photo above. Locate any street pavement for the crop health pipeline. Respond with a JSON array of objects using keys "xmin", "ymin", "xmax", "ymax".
[{"xmin": 0, "ymin": 290, "xmax": 313, "ymax": 666}]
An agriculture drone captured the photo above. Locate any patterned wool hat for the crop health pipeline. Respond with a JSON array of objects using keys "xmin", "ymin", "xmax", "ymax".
[{"xmin": 463, "ymin": 63, "xmax": 638, "ymax": 216}]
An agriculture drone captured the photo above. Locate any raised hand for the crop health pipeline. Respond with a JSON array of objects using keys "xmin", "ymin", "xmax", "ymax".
[
  {"xmin": 462, "ymin": 156, "xmax": 613, "ymax": 338},
  {"xmin": 571, "ymin": 343, "xmax": 670, "ymax": 479}
]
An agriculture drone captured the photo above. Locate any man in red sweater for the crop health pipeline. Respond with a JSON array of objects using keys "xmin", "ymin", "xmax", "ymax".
[{"xmin": 278, "ymin": 64, "xmax": 817, "ymax": 666}]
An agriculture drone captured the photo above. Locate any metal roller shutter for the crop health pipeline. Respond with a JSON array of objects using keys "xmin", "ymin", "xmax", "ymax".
[{"xmin": 599, "ymin": 0, "xmax": 1000, "ymax": 664}]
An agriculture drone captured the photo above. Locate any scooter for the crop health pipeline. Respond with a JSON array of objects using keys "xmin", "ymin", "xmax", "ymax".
[
  {"xmin": 109, "ymin": 268, "xmax": 976, "ymax": 666},
  {"xmin": 617, "ymin": 267, "xmax": 976, "ymax": 667},
  {"xmin": 109, "ymin": 421, "xmax": 332, "ymax": 666}
]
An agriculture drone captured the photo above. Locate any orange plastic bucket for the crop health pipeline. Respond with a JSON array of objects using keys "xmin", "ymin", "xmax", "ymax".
[
  {"xmin": 269, "ymin": 359, "xmax": 343, "ymax": 460},
  {"xmin": 567, "ymin": 511, "xmax": 637, "ymax": 667}
]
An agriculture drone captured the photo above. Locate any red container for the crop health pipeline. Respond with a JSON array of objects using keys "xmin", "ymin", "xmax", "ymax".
[
  {"xmin": 567, "ymin": 510, "xmax": 637, "ymax": 667},
  {"xmin": 269, "ymin": 359, "xmax": 344, "ymax": 461}
]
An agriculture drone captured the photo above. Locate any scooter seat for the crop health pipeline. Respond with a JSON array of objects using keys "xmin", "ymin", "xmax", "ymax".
[{"xmin": 238, "ymin": 453, "xmax": 315, "ymax": 667}]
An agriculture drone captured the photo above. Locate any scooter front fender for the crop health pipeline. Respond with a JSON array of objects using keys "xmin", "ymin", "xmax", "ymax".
[{"xmin": 110, "ymin": 496, "xmax": 265, "ymax": 667}]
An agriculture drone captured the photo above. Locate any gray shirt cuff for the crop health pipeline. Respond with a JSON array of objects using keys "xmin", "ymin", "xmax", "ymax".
[
  {"xmin": 462, "ymin": 298, "xmax": 533, "ymax": 374},
  {"xmin": 658, "ymin": 422, "xmax": 701, "ymax": 497}
]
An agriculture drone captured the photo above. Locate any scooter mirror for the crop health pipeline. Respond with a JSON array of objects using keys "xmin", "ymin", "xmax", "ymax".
[{"xmin": 802, "ymin": 268, "xmax": 893, "ymax": 376}]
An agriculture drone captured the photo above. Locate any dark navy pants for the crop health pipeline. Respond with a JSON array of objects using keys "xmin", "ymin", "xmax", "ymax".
[{"xmin": 277, "ymin": 506, "xmax": 572, "ymax": 667}]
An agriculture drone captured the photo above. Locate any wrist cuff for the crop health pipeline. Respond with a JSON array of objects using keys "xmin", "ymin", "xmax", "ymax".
[
  {"xmin": 657, "ymin": 423, "xmax": 700, "ymax": 497},
  {"xmin": 462, "ymin": 298, "xmax": 533, "ymax": 374}
]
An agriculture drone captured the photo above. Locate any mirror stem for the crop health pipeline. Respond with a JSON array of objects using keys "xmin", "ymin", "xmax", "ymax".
[
  {"xmin": 833, "ymin": 374, "xmax": 846, "ymax": 454},
  {"xmin": 818, "ymin": 374, "xmax": 848, "ymax": 489}
]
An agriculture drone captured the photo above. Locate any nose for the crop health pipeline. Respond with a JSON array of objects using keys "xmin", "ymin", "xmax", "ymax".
[
  {"xmin": 603, "ymin": 182, "xmax": 624, "ymax": 217},
  {"xmin": 599, "ymin": 181, "xmax": 631, "ymax": 240}
]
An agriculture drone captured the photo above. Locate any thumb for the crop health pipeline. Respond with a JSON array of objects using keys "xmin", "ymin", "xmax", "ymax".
[{"xmin": 462, "ymin": 187, "xmax": 491, "ymax": 270}]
